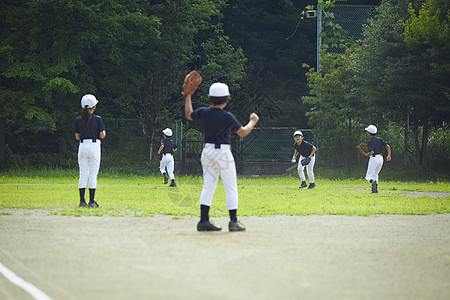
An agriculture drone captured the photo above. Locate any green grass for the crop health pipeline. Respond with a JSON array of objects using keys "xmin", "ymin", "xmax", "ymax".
[{"xmin": 1, "ymin": 174, "xmax": 449, "ymax": 217}]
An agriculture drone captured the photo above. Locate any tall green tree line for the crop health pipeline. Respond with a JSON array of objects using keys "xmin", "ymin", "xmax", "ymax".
[{"xmin": 303, "ymin": 0, "xmax": 449, "ymax": 171}]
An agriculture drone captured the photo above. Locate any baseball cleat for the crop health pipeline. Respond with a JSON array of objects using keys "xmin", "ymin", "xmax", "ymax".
[
  {"xmin": 197, "ymin": 221, "xmax": 222, "ymax": 231},
  {"xmin": 163, "ymin": 173, "xmax": 168, "ymax": 184},
  {"xmin": 88, "ymin": 200, "xmax": 100, "ymax": 208},
  {"xmin": 229, "ymin": 220, "xmax": 246, "ymax": 232},
  {"xmin": 299, "ymin": 181, "xmax": 307, "ymax": 188},
  {"xmin": 169, "ymin": 180, "xmax": 177, "ymax": 187},
  {"xmin": 308, "ymin": 183, "xmax": 316, "ymax": 189},
  {"xmin": 371, "ymin": 181, "xmax": 378, "ymax": 193},
  {"xmin": 79, "ymin": 201, "xmax": 87, "ymax": 208}
]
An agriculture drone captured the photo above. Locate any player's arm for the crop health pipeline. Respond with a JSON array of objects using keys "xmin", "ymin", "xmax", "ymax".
[
  {"xmin": 75, "ymin": 133, "xmax": 80, "ymax": 140},
  {"xmin": 157, "ymin": 145, "xmax": 164, "ymax": 155},
  {"xmin": 236, "ymin": 113, "xmax": 259, "ymax": 137},
  {"xmin": 291, "ymin": 150, "xmax": 298, "ymax": 163},
  {"xmin": 386, "ymin": 144, "xmax": 391, "ymax": 161},
  {"xmin": 185, "ymin": 94, "xmax": 194, "ymax": 121},
  {"xmin": 309, "ymin": 146, "xmax": 317, "ymax": 158},
  {"xmin": 99, "ymin": 131, "xmax": 106, "ymax": 139},
  {"xmin": 365, "ymin": 150, "xmax": 374, "ymax": 157}
]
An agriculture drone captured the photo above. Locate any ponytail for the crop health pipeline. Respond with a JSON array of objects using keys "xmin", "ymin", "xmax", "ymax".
[{"xmin": 80, "ymin": 105, "xmax": 91, "ymax": 124}]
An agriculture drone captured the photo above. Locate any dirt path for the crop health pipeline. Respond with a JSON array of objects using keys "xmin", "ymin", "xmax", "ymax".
[{"xmin": 1, "ymin": 210, "xmax": 449, "ymax": 300}]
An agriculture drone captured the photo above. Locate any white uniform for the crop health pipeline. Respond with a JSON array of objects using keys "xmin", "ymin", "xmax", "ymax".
[
  {"xmin": 365, "ymin": 155, "xmax": 383, "ymax": 183},
  {"xmin": 199, "ymin": 143, "xmax": 238, "ymax": 210},
  {"xmin": 159, "ymin": 153, "xmax": 175, "ymax": 180},
  {"xmin": 298, "ymin": 154, "xmax": 316, "ymax": 183},
  {"xmin": 78, "ymin": 139, "xmax": 101, "ymax": 189}
]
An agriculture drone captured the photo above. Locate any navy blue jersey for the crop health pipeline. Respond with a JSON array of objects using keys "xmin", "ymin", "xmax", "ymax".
[
  {"xmin": 191, "ymin": 107, "xmax": 242, "ymax": 144},
  {"xmin": 367, "ymin": 137, "xmax": 387, "ymax": 155},
  {"xmin": 161, "ymin": 139, "xmax": 177, "ymax": 154},
  {"xmin": 74, "ymin": 114, "xmax": 106, "ymax": 140},
  {"xmin": 293, "ymin": 140, "xmax": 314, "ymax": 157}
]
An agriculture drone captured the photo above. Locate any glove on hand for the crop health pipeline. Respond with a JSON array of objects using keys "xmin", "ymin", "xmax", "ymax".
[
  {"xmin": 182, "ymin": 71, "xmax": 202, "ymax": 97},
  {"xmin": 356, "ymin": 144, "xmax": 369, "ymax": 156},
  {"xmin": 301, "ymin": 157, "xmax": 311, "ymax": 166}
]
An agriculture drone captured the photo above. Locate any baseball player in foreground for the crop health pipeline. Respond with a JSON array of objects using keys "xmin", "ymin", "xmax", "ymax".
[
  {"xmin": 183, "ymin": 71, "xmax": 259, "ymax": 232},
  {"xmin": 291, "ymin": 130, "xmax": 317, "ymax": 189},
  {"xmin": 157, "ymin": 128, "xmax": 177, "ymax": 187},
  {"xmin": 363, "ymin": 125, "xmax": 391, "ymax": 193},
  {"xmin": 74, "ymin": 94, "xmax": 106, "ymax": 208}
]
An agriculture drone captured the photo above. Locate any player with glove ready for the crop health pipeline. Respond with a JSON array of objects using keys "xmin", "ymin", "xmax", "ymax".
[
  {"xmin": 183, "ymin": 71, "xmax": 259, "ymax": 232},
  {"xmin": 291, "ymin": 130, "xmax": 316, "ymax": 189},
  {"xmin": 363, "ymin": 125, "xmax": 391, "ymax": 193},
  {"xmin": 157, "ymin": 128, "xmax": 177, "ymax": 187}
]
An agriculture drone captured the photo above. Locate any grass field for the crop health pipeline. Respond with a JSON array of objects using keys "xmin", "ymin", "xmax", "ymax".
[{"xmin": 1, "ymin": 170, "xmax": 449, "ymax": 217}]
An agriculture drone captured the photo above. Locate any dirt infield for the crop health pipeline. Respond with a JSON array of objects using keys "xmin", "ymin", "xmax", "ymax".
[{"xmin": 1, "ymin": 210, "xmax": 449, "ymax": 300}]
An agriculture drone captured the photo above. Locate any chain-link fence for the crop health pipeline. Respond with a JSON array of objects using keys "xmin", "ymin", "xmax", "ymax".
[
  {"xmin": 181, "ymin": 127, "xmax": 314, "ymax": 175},
  {"xmin": 323, "ymin": 4, "xmax": 378, "ymax": 54}
]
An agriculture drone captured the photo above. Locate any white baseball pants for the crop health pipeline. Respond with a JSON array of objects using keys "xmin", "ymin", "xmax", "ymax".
[
  {"xmin": 366, "ymin": 154, "xmax": 383, "ymax": 183},
  {"xmin": 78, "ymin": 140, "xmax": 101, "ymax": 189},
  {"xmin": 159, "ymin": 154, "xmax": 175, "ymax": 180},
  {"xmin": 199, "ymin": 143, "xmax": 239, "ymax": 210},
  {"xmin": 298, "ymin": 155, "xmax": 315, "ymax": 183}
]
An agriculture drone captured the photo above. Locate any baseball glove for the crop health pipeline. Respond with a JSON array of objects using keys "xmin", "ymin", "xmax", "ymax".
[
  {"xmin": 301, "ymin": 157, "xmax": 311, "ymax": 166},
  {"xmin": 356, "ymin": 144, "xmax": 368, "ymax": 156},
  {"xmin": 182, "ymin": 70, "xmax": 202, "ymax": 97}
]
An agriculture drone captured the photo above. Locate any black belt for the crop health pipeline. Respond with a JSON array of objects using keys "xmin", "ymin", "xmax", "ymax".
[{"xmin": 80, "ymin": 139, "xmax": 96, "ymax": 143}]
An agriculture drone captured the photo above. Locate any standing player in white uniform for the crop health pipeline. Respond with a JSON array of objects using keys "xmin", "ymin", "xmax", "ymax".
[
  {"xmin": 364, "ymin": 125, "xmax": 391, "ymax": 193},
  {"xmin": 157, "ymin": 128, "xmax": 177, "ymax": 187},
  {"xmin": 291, "ymin": 130, "xmax": 317, "ymax": 189},
  {"xmin": 185, "ymin": 82, "xmax": 259, "ymax": 232},
  {"xmin": 74, "ymin": 94, "xmax": 106, "ymax": 208}
]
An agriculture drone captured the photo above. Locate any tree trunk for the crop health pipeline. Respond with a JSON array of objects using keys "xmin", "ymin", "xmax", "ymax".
[
  {"xmin": 147, "ymin": 129, "xmax": 155, "ymax": 162},
  {"xmin": 0, "ymin": 119, "xmax": 5, "ymax": 165},
  {"xmin": 413, "ymin": 119, "xmax": 430, "ymax": 173}
]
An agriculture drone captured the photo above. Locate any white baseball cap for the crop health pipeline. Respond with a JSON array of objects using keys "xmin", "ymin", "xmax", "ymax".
[
  {"xmin": 365, "ymin": 125, "xmax": 377, "ymax": 134},
  {"xmin": 81, "ymin": 94, "xmax": 98, "ymax": 108},
  {"xmin": 162, "ymin": 128, "xmax": 173, "ymax": 137},
  {"xmin": 209, "ymin": 83, "xmax": 230, "ymax": 97},
  {"xmin": 293, "ymin": 130, "xmax": 303, "ymax": 137}
]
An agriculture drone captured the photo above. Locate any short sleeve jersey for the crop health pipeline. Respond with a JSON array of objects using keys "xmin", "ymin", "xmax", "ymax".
[
  {"xmin": 161, "ymin": 139, "xmax": 177, "ymax": 154},
  {"xmin": 367, "ymin": 137, "xmax": 387, "ymax": 155},
  {"xmin": 293, "ymin": 140, "xmax": 314, "ymax": 157},
  {"xmin": 190, "ymin": 107, "xmax": 242, "ymax": 144},
  {"xmin": 74, "ymin": 114, "xmax": 106, "ymax": 140}
]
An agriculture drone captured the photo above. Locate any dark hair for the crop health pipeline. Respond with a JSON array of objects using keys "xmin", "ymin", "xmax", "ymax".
[
  {"xmin": 80, "ymin": 105, "xmax": 91, "ymax": 124},
  {"xmin": 209, "ymin": 96, "xmax": 230, "ymax": 105}
]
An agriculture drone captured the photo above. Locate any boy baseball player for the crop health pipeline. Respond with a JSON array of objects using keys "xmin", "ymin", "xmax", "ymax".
[
  {"xmin": 184, "ymin": 81, "xmax": 259, "ymax": 232},
  {"xmin": 364, "ymin": 125, "xmax": 391, "ymax": 193},
  {"xmin": 157, "ymin": 128, "xmax": 177, "ymax": 187},
  {"xmin": 291, "ymin": 130, "xmax": 317, "ymax": 189}
]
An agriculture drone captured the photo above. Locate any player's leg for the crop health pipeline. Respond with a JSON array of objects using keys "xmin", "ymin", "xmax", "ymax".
[
  {"xmin": 159, "ymin": 155, "xmax": 169, "ymax": 184},
  {"xmin": 167, "ymin": 157, "xmax": 176, "ymax": 187},
  {"xmin": 78, "ymin": 144, "xmax": 89, "ymax": 207},
  {"xmin": 218, "ymin": 147, "xmax": 244, "ymax": 231},
  {"xmin": 197, "ymin": 145, "xmax": 221, "ymax": 231},
  {"xmin": 297, "ymin": 156, "xmax": 307, "ymax": 188},
  {"xmin": 87, "ymin": 141, "xmax": 101, "ymax": 207},
  {"xmin": 371, "ymin": 156, "xmax": 383, "ymax": 193},
  {"xmin": 365, "ymin": 156, "xmax": 381, "ymax": 193},
  {"xmin": 306, "ymin": 155, "xmax": 316, "ymax": 189}
]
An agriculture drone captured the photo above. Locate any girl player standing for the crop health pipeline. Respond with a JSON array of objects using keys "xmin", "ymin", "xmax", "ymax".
[{"xmin": 74, "ymin": 94, "xmax": 106, "ymax": 208}]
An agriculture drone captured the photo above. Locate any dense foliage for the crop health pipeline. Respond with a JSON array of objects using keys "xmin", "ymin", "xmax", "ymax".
[
  {"xmin": 303, "ymin": 0, "xmax": 449, "ymax": 171},
  {"xmin": 0, "ymin": 0, "xmax": 448, "ymax": 173}
]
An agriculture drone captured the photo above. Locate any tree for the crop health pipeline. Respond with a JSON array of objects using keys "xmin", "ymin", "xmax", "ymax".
[
  {"xmin": 350, "ymin": 0, "xmax": 449, "ymax": 171},
  {"xmin": 0, "ymin": 0, "xmax": 246, "ymax": 166}
]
